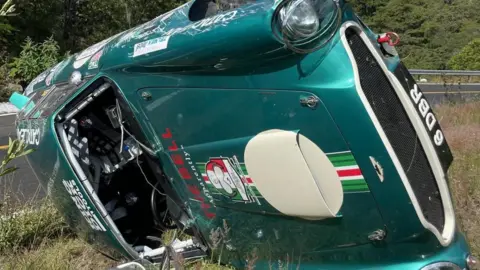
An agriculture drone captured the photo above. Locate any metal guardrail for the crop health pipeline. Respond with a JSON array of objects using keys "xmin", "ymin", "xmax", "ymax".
[{"xmin": 409, "ymin": 69, "xmax": 480, "ymax": 76}]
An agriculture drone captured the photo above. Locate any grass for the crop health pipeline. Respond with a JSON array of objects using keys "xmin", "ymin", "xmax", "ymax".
[
  {"xmin": 0, "ymin": 238, "xmax": 115, "ymax": 270},
  {"xmin": 0, "ymin": 199, "xmax": 68, "ymax": 253},
  {"xmin": 0, "ymin": 101, "xmax": 479, "ymax": 269},
  {"xmin": 435, "ymin": 101, "xmax": 480, "ymax": 258}
]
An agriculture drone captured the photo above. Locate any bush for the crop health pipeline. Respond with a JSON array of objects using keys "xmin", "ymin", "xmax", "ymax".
[
  {"xmin": 0, "ymin": 199, "xmax": 71, "ymax": 253},
  {"xmin": 448, "ymin": 39, "xmax": 480, "ymax": 70},
  {"xmin": 0, "ymin": 85, "xmax": 16, "ymax": 102},
  {"xmin": 0, "ymin": 57, "xmax": 21, "ymax": 102},
  {"xmin": 8, "ymin": 36, "xmax": 61, "ymax": 86},
  {"xmin": 0, "ymin": 138, "xmax": 69, "ymax": 253}
]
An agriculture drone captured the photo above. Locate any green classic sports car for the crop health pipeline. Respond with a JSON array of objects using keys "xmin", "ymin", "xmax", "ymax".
[{"xmin": 9, "ymin": 0, "xmax": 477, "ymax": 269}]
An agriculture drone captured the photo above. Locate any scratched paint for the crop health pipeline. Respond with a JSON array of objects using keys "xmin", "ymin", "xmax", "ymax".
[
  {"xmin": 113, "ymin": 2, "xmax": 190, "ymax": 48},
  {"xmin": 114, "ymin": 2, "xmax": 264, "ymax": 49}
]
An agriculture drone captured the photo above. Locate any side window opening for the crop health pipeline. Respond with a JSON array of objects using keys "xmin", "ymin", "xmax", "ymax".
[{"xmin": 55, "ymin": 78, "xmax": 189, "ymax": 259}]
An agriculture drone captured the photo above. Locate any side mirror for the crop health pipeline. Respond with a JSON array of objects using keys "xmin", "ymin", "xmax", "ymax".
[{"xmin": 9, "ymin": 92, "xmax": 30, "ymax": 111}]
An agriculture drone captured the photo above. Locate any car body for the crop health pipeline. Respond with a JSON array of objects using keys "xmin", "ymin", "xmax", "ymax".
[{"xmin": 9, "ymin": 0, "xmax": 475, "ymax": 269}]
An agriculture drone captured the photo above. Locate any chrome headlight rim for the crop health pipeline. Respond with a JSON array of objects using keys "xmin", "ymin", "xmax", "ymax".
[
  {"xmin": 272, "ymin": 0, "xmax": 342, "ymax": 54},
  {"xmin": 420, "ymin": 261, "xmax": 462, "ymax": 270},
  {"xmin": 280, "ymin": 0, "xmax": 320, "ymax": 39}
]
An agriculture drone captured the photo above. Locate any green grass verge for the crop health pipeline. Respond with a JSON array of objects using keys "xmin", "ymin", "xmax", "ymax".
[
  {"xmin": 0, "ymin": 101, "xmax": 478, "ymax": 269},
  {"xmin": 0, "ymin": 199, "xmax": 71, "ymax": 253},
  {"xmin": 0, "ymin": 238, "xmax": 115, "ymax": 270},
  {"xmin": 436, "ymin": 102, "xmax": 480, "ymax": 258}
]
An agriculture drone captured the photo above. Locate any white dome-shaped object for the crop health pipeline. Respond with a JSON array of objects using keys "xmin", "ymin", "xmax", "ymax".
[{"xmin": 244, "ymin": 129, "xmax": 343, "ymax": 220}]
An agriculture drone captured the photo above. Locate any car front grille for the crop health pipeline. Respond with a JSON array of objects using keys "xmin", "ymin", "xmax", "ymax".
[{"xmin": 345, "ymin": 28, "xmax": 445, "ymax": 233}]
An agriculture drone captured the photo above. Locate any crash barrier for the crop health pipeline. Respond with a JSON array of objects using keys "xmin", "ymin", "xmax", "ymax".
[{"xmin": 410, "ymin": 69, "xmax": 480, "ymax": 76}]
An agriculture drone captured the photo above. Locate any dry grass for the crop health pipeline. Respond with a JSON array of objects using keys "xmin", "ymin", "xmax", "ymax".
[
  {"xmin": 435, "ymin": 101, "xmax": 480, "ymax": 257},
  {"xmin": 0, "ymin": 238, "xmax": 116, "ymax": 270},
  {"xmin": 0, "ymin": 199, "xmax": 71, "ymax": 253}
]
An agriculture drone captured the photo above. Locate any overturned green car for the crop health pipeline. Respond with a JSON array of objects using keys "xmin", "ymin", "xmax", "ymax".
[{"xmin": 9, "ymin": 0, "xmax": 476, "ymax": 269}]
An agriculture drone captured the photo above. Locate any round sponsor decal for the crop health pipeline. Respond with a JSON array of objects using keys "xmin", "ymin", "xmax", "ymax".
[
  {"xmin": 73, "ymin": 36, "xmax": 114, "ymax": 69},
  {"xmin": 202, "ymin": 156, "xmax": 261, "ymax": 204},
  {"xmin": 88, "ymin": 49, "xmax": 103, "ymax": 70},
  {"xmin": 206, "ymin": 159, "xmax": 236, "ymax": 196}
]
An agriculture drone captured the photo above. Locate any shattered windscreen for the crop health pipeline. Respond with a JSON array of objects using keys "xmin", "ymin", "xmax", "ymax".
[{"xmin": 27, "ymin": 83, "xmax": 80, "ymax": 119}]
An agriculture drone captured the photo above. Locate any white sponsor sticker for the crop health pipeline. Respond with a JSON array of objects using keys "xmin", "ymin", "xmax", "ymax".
[
  {"xmin": 62, "ymin": 179, "xmax": 107, "ymax": 232},
  {"xmin": 17, "ymin": 128, "xmax": 41, "ymax": 145},
  {"xmin": 72, "ymin": 33, "xmax": 119, "ymax": 69},
  {"xmin": 88, "ymin": 49, "xmax": 103, "ymax": 70},
  {"xmin": 133, "ymin": 36, "xmax": 170, "ymax": 57}
]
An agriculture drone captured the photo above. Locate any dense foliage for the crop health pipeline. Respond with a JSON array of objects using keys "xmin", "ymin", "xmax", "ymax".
[
  {"xmin": 448, "ymin": 39, "xmax": 480, "ymax": 71},
  {"xmin": 0, "ymin": 0, "xmax": 479, "ymax": 101},
  {"xmin": 9, "ymin": 37, "xmax": 63, "ymax": 87},
  {"xmin": 350, "ymin": 0, "xmax": 480, "ymax": 69}
]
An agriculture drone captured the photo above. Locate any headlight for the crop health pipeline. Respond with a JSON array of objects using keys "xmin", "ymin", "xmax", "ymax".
[
  {"xmin": 272, "ymin": 0, "xmax": 341, "ymax": 54},
  {"xmin": 420, "ymin": 262, "xmax": 462, "ymax": 270},
  {"xmin": 280, "ymin": 0, "xmax": 320, "ymax": 39}
]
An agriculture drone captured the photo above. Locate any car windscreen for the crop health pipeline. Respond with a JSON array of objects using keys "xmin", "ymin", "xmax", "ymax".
[
  {"xmin": 28, "ymin": 83, "xmax": 78, "ymax": 119},
  {"xmin": 19, "ymin": 90, "xmax": 49, "ymax": 119}
]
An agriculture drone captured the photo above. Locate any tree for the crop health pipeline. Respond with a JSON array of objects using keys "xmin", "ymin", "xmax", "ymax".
[
  {"xmin": 0, "ymin": 0, "xmax": 16, "ymax": 17},
  {"xmin": 0, "ymin": 0, "xmax": 16, "ymax": 51},
  {"xmin": 5, "ymin": 0, "xmax": 64, "ymax": 56},
  {"xmin": 349, "ymin": 0, "xmax": 389, "ymax": 18},
  {"xmin": 355, "ymin": 0, "xmax": 480, "ymax": 69},
  {"xmin": 448, "ymin": 39, "xmax": 480, "ymax": 70}
]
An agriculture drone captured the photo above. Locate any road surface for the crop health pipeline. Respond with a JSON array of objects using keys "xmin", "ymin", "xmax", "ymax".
[
  {"xmin": 0, "ymin": 83, "xmax": 479, "ymax": 203},
  {"xmin": 0, "ymin": 114, "xmax": 45, "ymax": 203},
  {"xmin": 420, "ymin": 83, "xmax": 480, "ymax": 104}
]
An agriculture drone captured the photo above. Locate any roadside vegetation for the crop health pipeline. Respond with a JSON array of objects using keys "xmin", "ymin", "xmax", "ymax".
[
  {"xmin": 0, "ymin": 101, "xmax": 478, "ymax": 269},
  {"xmin": 435, "ymin": 101, "xmax": 480, "ymax": 257}
]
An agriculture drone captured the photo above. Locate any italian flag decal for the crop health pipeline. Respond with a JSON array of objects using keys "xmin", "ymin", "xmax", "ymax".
[
  {"xmin": 328, "ymin": 151, "xmax": 369, "ymax": 193},
  {"xmin": 196, "ymin": 151, "xmax": 369, "ymax": 203}
]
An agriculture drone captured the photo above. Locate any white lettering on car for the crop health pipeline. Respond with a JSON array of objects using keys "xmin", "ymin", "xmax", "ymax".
[
  {"xmin": 434, "ymin": 130, "xmax": 445, "ymax": 147},
  {"xmin": 62, "ymin": 179, "xmax": 107, "ymax": 232},
  {"xmin": 409, "ymin": 84, "xmax": 444, "ymax": 146},
  {"xmin": 16, "ymin": 128, "xmax": 41, "ymax": 146}
]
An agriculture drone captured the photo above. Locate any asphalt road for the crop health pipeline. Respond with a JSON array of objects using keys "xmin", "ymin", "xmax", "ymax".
[
  {"xmin": 0, "ymin": 83, "xmax": 478, "ymax": 203},
  {"xmin": 420, "ymin": 83, "xmax": 480, "ymax": 104},
  {"xmin": 0, "ymin": 114, "xmax": 45, "ymax": 203}
]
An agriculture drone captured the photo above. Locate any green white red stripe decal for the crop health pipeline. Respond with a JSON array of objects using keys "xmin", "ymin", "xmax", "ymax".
[
  {"xmin": 196, "ymin": 151, "xmax": 369, "ymax": 196},
  {"xmin": 328, "ymin": 151, "xmax": 369, "ymax": 193}
]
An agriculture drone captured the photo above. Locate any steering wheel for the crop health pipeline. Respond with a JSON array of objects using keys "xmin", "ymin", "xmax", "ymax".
[{"xmin": 151, "ymin": 181, "xmax": 178, "ymax": 230}]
